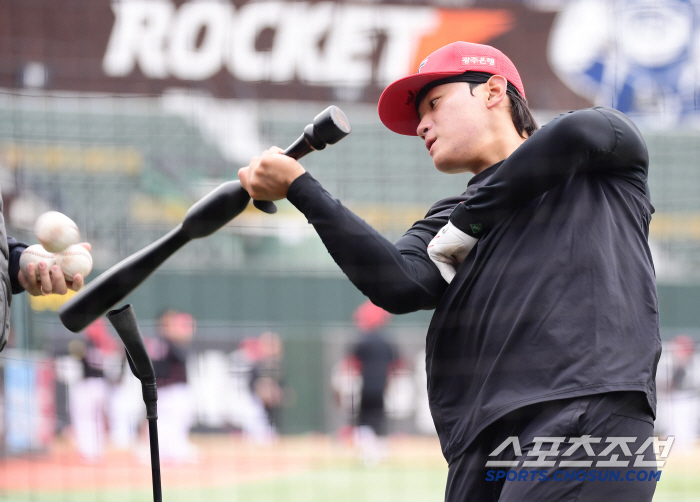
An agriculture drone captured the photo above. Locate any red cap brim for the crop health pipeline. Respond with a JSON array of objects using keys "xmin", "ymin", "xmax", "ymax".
[{"xmin": 378, "ymin": 70, "xmax": 464, "ymax": 136}]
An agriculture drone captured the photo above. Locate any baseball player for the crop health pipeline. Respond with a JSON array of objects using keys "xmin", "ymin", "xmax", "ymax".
[
  {"xmin": 239, "ymin": 41, "xmax": 660, "ymax": 501},
  {"xmin": 150, "ymin": 309, "xmax": 198, "ymax": 463},
  {"xmin": 67, "ymin": 318, "xmax": 119, "ymax": 461},
  {"xmin": 350, "ymin": 300, "xmax": 398, "ymax": 465}
]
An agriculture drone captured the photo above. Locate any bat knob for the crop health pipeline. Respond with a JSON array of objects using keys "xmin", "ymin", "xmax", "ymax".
[{"xmin": 253, "ymin": 200, "xmax": 277, "ymax": 213}]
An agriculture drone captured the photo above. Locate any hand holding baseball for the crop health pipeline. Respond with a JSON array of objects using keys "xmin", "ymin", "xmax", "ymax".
[
  {"xmin": 55, "ymin": 244, "xmax": 93, "ymax": 282},
  {"xmin": 18, "ymin": 211, "xmax": 93, "ymax": 296},
  {"xmin": 19, "ymin": 242, "xmax": 92, "ymax": 296}
]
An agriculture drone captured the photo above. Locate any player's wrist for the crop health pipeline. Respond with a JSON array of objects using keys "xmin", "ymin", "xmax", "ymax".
[
  {"xmin": 284, "ymin": 164, "xmax": 307, "ymax": 189},
  {"xmin": 449, "ymin": 202, "xmax": 483, "ymax": 238},
  {"xmin": 443, "ymin": 221, "xmax": 470, "ymax": 240},
  {"xmin": 286, "ymin": 171, "xmax": 315, "ymax": 202}
]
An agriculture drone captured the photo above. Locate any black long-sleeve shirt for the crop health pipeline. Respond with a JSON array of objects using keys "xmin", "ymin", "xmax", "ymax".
[{"xmin": 287, "ymin": 107, "xmax": 660, "ymax": 463}]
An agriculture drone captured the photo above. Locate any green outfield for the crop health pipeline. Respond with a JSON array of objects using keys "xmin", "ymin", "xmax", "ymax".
[{"xmin": 0, "ymin": 435, "xmax": 698, "ymax": 502}]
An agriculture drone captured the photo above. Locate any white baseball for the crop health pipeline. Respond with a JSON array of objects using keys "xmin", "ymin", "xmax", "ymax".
[
  {"xmin": 34, "ymin": 211, "xmax": 81, "ymax": 253},
  {"xmin": 20, "ymin": 244, "xmax": 56, "ymax": 280},
  {"xmin": 55, "ymin": 245, "xmax": 93, "ymax": 281}
]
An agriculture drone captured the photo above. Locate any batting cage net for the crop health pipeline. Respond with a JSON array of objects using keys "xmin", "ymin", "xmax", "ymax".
[{"xmin": 1, "ymin": 1, "xmax": 700, "ymax": 501}]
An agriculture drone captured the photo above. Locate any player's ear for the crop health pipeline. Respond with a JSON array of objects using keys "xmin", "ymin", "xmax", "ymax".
[{"xmin": 485, "ymin": 75, "xmax": 508, "ymax": 109}]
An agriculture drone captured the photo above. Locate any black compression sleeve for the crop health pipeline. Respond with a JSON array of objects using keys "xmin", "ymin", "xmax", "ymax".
[
  {"xmin": 450, "ymin": 107, "xmax": 649, "ymax": 236},
  {"xmin": 287, "ymin": 172, "xmax": 447, "ymax": 314}
]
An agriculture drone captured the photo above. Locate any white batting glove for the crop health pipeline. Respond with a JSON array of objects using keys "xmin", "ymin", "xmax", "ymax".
[{"xmin": 428, "ymin": 221, "xmax": 479, "ymax": 283}]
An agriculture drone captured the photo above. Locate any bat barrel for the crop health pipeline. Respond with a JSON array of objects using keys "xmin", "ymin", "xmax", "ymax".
[
  {"xmin": 181, "ymin": 181, "xmax": 251, "ymax": 239},
  {"xmin": 283, "ymin": 106, "xmax": 351, "ymax": 160},
  {"xmin": 59, "ymin": 227, "xmax": 190, "ymax": 333},
  {"xmin": 58, "ymin": 107, "xmax": 352, "ymax": 334},
  {"xmin": 313, "ymin": 105, "xmax": 351, "ymax": 145}
]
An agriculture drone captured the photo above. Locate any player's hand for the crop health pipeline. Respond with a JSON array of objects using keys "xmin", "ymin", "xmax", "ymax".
[
  {"xmin": 428, "ymin": 222, "xmax": 478, "ymax": 283},
  {"xmin": 18, "ymin": 242, "xmax": 91, "ymax": 296},
  {"xmin": 238, "ymin": 147, "xmax": 306, "ymax": 201}
]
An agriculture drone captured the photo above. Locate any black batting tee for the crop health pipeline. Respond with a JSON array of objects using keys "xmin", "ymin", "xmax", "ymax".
[{"xmin": 287, "ymin": 106, "xmax": 660, "ymax": 464}]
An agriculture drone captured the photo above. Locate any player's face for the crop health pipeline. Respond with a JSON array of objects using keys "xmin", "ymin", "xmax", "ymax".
[{"xmin": 416, "ymin": 82, "xmax": 492, "ymax": 174}]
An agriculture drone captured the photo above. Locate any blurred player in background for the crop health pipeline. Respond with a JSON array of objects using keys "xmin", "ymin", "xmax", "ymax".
[
  {"xmin": 239, "ymin": 41, "xmax": 660, "ymax": 501},
  {"xmin": 248, "ymin": 331, "xmax": 285, "ymax": 439},
  {"xmin": 67, "ymin": 318, "xmax": 119, "ymax": 462},
  {"xmin": 350, "ymin": 300, "xmax": 398, "ymax": 465},
  {"xmin": 228, "ymin": 333, "xmax": 282, "ymax": 443},
  {"xmin": 107, "ymin": 346, "xmax": 142, "ymax": 451},
  {"xmin": 150, "ymin": 309, "xmax": 198, "ymax": 463},
  {"xmin": 659, "ymin": 334, "xmax": 698, "ymax": 451}
]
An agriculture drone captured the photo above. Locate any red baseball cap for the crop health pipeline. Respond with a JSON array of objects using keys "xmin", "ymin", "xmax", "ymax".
[
  {"xmin": 353, "ymin": 300, "xmax": 391, "ymax": 332},
  {"xmin": 378, "ymin": 41, "xmax": 525, "ymax": 136}
]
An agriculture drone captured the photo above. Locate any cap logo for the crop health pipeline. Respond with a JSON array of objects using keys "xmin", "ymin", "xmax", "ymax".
[
  {"xmin": 405, "ymin": 90, "xmax": 417, "ymax": 106},
  {"xmin": 417, "ymin": 57, "xmax": 428, "ymax": 73},
  {"xmin": 462, "ymin": 56, "xmax": 495, "ymax": 66}
]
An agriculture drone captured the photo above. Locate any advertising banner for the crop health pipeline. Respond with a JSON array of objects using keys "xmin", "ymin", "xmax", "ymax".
[
  {"xmin": 3, "ymin": 1, "xmax": 700, "ymax": 121},
  {"xmin": 1, "ymin": 1, "xmax": 586, "ymax": 110}
]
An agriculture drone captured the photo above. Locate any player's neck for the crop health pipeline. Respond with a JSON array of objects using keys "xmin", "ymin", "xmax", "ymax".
[{"xmin": 471, "ymin": 126, "xmax": 527, "ymax": 175}]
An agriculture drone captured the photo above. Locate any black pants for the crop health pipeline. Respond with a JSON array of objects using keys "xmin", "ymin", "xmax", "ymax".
[
  {"xmin": 358, "ymin": 393, "xmax": 387, "ymax": 436},
  {"xmin": 445, "ymin": 391, "xmax": 658, "ymax": 502}
]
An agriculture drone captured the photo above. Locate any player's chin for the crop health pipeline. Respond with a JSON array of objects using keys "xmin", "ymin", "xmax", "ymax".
[{"xmin": 433, "ymin": 159, "xmax": 470, "ymax": 175}]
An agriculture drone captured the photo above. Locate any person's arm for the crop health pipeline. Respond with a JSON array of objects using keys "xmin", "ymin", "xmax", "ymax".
[
  {"xmin": 239, "ymin": 147, "xmax": 453, "ymax": 312},
  {"xmin": 449, "ymin": 106, "xmax": 649, "ymax": 236},
  {"xmin": 287, "ymin": 172, "xmax": 449, "ymax": 314}
]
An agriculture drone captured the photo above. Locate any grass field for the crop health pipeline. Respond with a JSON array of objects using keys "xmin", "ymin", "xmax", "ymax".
[{"xmin": 0, "ymin": 434, "xmax": 698, "ymax": 501}]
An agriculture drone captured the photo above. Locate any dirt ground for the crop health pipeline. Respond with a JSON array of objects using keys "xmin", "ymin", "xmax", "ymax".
[{"xmin": 0, "ymin": 433, "xmax": 447, "ymax": 492}]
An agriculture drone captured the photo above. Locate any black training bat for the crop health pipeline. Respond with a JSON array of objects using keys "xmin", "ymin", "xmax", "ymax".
[
  {"xmin": 106, "ymin": 304, "xmax": 161, "ymax": 502},
  {"xmin": 59, "ymin": 106, "xmax": 351, "ymax": 333}
]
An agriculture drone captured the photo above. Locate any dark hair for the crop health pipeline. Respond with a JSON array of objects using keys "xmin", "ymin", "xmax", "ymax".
[
  {"xmin": 501, "ymin": 87, "xmax": 538, "ymax": 139},
  {"xmin": 416, "ymin": 71, "xmax": 538, "ymax": 139}
]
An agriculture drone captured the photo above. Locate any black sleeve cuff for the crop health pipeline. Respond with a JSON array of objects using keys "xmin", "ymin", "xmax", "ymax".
[
  {"xmin": 449, "ymin": 202, "xmax": 484, "ymax": 237},
  {"xmin": 286, "ymin": 171, "xmax": 322, "ymax": 214},
  {"xmin": 7, "ymin": 237, "xmax": 28, "ymax": 294}
]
